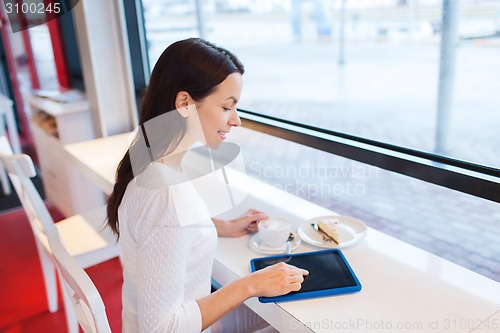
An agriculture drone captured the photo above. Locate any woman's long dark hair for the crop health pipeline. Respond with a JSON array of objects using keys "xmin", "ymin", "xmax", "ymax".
[{"xmin": 106, "ymin": 38, "xmax": 244, "ymax": 236}]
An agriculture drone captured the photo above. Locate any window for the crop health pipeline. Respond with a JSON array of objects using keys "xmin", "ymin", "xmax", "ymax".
[
  {"xmin": 29, "ymin": 25, "xmax": 59, "ymax": 90},
  {"xmin": 140, "ymin": 0, "xmax": 500, "ymax": 169}
]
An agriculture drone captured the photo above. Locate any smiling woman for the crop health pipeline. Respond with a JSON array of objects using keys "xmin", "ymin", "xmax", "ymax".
[{"xmin": 105, "ymin": 38, "xmax": 308, "ymax": 333}]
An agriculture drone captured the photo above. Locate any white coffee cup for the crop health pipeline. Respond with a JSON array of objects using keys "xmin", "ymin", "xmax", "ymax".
[{"xmin": 258, "ymin": 218, "xmax": 291, "ymax": 247}]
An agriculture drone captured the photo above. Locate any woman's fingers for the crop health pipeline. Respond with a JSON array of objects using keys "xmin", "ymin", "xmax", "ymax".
[
  {"xmin": 289, "ymin": 282, "xmax": 303, "ymax": 292},
  {"xmin": 289, "ymin": 273, "xmax": 305, "ymax": 284},
  {"xmin": 246, "ymin": 209, "xmax": 268, "ymax": 220},
  {"xmin": 254, "ymin": 263, "xmax": 309, "ymax": 296},
  {"xmin": 245, "ymin": 223, "xmax": 258, "ymax": 233},
  {"xmin": 247, "ymin": 208, "xmax": 264, "ymax": 215},
  {"xmin": 248, "ymin": 213, "xmax": 268, "ymax": 222}
]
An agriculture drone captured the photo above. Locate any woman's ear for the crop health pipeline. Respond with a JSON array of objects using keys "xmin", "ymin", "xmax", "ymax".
[{"xmin": 175, "ymin": 91, "xmax": 191, "ymax": 118}]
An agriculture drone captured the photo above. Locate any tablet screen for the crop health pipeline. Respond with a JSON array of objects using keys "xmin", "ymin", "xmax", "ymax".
[{"xmin": 251, "ymin": 249, "xmax": 361, "ymax": 302}]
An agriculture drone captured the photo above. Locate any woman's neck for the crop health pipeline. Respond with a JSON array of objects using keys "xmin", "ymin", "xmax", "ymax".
[{"xmin": 159, "ymin": 134, "xmax": 201, "ymax": 171}]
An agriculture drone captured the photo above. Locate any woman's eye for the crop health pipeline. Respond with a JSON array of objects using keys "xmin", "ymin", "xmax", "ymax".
[{"xmin": 223, "ymin": 107, "xmax": 231, "ymax": 112}]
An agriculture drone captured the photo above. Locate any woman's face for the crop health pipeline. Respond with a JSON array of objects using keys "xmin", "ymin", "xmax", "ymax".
[{"xmin": 194, "ymin": 72, "xmax": 243, "ymax": 146}]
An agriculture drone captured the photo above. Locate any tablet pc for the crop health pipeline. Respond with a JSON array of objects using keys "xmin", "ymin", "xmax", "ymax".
[{"xmin": 250, "ymin": 249, "xmax": 362, "ymax": 303}]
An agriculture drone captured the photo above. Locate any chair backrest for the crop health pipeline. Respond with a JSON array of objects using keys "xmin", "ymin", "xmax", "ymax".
[
  {"xmin": 0, "ymin": 136, "xmax": 57, "ymax": 237},
  {"xmin": 47, "ymin": 226, "xmax": 112, "ymax": 333}
]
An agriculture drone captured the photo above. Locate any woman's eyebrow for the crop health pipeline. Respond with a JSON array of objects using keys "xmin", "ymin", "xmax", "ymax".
[{"xmin": 226, "ymin": 96, "xmax": 238, "ymax": 104}]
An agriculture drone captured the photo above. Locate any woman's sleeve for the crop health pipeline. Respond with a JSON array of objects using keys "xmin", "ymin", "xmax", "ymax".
[{"xmin": 135, "ymin": 191, "xmax": 202, "ymax": 333}]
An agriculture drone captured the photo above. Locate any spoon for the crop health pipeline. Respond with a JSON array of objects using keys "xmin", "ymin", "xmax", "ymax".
[{"xmin": 285, "ymin": 233, "xmax": 294, "ymax": 254}]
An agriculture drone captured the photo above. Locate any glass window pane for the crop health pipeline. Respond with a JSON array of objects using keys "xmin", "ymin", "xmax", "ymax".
[{"xmin": 141, "ymin": 0, "xmax": 500, "ymax": 169}]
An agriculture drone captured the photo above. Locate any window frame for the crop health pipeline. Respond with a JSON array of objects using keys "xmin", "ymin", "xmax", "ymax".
[
  {"xmin": 239, "ymin": 109, "xmax": 500, "ymax": 204},
  {"xmin": 123, "ymin": 0, "xmax": 150, "ymax": 102}
]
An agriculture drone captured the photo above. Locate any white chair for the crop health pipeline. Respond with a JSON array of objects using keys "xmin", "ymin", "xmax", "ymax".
[
  {"xmin": 0, "ymin": 136, "xmax": 120, "ymax": 333},
  {"xmin": 47, "ymin": 223, "xmax": 112, "ymax": 333}
]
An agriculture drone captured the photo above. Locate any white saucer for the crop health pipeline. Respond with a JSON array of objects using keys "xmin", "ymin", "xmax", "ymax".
[
  {"xmin": 297, "ymin": 215, "xmax": 367, "ymax": 249},
  {"xmin": 249, "ymin": 233, "xmax": 301, "ymax": 254}
]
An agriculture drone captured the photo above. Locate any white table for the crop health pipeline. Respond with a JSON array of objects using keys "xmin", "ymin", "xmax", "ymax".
[
  {"xmin": 64, "ymin": 132, "xmax": 130, "ymax": 195},
  {"xmin": 65, "ymin": 133, "xmax": 500, "ymax": 333}
]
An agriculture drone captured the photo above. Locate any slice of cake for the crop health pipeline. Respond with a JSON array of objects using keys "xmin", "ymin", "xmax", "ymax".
[{"xmin": 318, "ymin": 218, "xmax": 340, "ymax": 244}]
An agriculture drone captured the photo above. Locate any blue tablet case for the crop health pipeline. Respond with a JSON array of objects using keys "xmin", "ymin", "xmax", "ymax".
[{"xmin": 250, "ymin": 249, "xmax": 362, "ymax": 303}]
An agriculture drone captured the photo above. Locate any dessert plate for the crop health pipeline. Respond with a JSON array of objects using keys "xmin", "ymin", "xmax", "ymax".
[
  {"xmin": 249, "ymin": 232, "xmax": 301, "ymax": 254},
  {"xmin": 297, "ymin": 215, "xmax": 367, "ymax": 249}
]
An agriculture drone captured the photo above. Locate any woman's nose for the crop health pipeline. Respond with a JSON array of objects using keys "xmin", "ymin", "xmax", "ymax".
[{"xmin": 229, "ymin": 109, "xmax": 241, "ymax": 127}]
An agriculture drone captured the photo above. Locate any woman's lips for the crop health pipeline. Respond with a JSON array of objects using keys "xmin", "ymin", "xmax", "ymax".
[{"xmin": 217, "ymin": 130, "xmax": 228, "ymax": 140}]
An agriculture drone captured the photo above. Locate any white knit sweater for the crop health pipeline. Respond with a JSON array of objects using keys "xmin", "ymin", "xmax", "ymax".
[{"xmin": 119, "ymin": 162, "xmax": 218, "ymax": 333}]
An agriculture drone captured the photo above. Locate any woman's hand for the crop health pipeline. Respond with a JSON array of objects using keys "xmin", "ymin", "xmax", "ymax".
[
  {"xmin": 213, "ymin": 209, "xmax": 268, "ymax": 237},
  {"xmin": 245, "ymin": 262, "xmax": 309, "ymax": 298},
  {"xmin": 196, "ymin": 262, "xmax": 308, "ymax": 331}
]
